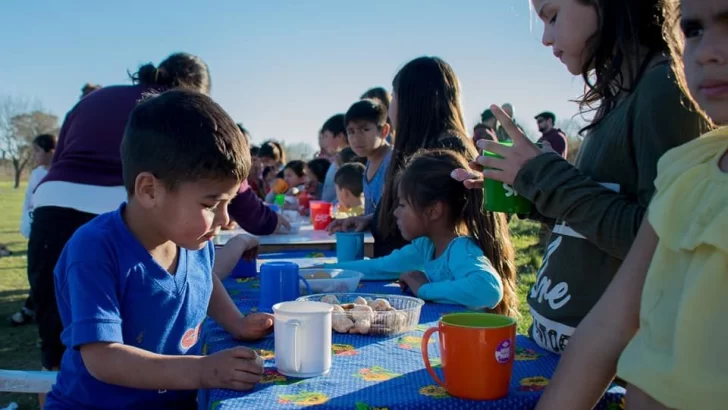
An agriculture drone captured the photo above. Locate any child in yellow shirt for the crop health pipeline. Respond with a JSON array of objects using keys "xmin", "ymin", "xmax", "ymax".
[
  {"xmin": 537, "ymin": 0, "xmax": 728, "ymax": 409},
  {"xmin": 333, "ymin": 163, "xmax": 366, "ymax": 218}
]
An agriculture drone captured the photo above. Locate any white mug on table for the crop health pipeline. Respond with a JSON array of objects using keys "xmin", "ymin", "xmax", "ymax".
[{"xmin": 273, "ymin": 301, "xmax": 332, "ymax": 378}]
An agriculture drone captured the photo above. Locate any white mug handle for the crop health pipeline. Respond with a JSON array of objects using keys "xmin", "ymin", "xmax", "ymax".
[{"xmin": 286, "ymin": 319, "xmax": 302, "ymax": 372}]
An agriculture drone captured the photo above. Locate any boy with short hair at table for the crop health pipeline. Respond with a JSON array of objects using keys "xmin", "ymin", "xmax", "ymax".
[
  {"xmin": 45, "ymin": 90, "xmax": 274, "ymax": 410},
  {"xmin": 334, "ymin": 162, "xmax": 366, "ymax": 218},
  {"xmin": 345, "ymin": 99, "xmax": 392, "ymax": 215}
]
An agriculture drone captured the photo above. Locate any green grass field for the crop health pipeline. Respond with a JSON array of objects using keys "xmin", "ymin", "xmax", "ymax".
[{"xmin": 0, "ymin": 180, "xmax": 541, "ymax": 409}]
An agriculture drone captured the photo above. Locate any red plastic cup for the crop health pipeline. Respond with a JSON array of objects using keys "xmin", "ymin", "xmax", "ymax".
[
  {"xmin": 298, "ymin": 191, "xmax": 311, "ymax": 216},
  {"xmin": 310, "ymin": 201, "xmax": 333, "ymax": 230}
]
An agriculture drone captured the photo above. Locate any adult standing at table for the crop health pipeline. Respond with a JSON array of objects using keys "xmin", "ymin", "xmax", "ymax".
[
  {"xmin": 534, "ymin": 111, "xmax": 568, "ymax": 159},
  {"xmin": 27, "ymin": 54, "xmax": 213, "ymax": 406},
  {"xmin": 330, "ymin": 56, "xmax": 482, "ymax": 257},
  {"xmin": 453, "ymin": 0, "xmax": 709, "ymax": 355}
]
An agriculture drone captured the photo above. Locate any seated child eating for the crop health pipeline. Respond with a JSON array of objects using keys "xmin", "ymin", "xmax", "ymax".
[
  {"xmin": 334, "ymin": 162, "xmax": 366, "ymax": 218},
  {"xmin": 305, "ymin": 158, "xmax": 331, "ymax": 200},
  {"xmin": 325, "ymin": 150, "xmax": 517, "ymax": 315},
  {"xmin": 45, "ymin": 90, "xmax": 273, "ymax": 410}
]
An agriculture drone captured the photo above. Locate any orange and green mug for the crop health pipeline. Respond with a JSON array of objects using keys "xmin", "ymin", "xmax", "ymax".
[{"xmin": 421, "ymin": 313, "xmax": 517, "ymax": 400}]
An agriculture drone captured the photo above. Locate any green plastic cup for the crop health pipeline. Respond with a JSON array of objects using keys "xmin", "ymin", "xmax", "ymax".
[
  {"xmin": 275, "ymin": 194, "xmax": 286, "ymax": 207},
  {"xmin": 482, "ymin": 143, "xmax": 533, "ymax": 214}
]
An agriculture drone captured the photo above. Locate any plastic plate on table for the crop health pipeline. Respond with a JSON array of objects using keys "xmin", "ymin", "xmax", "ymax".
[
  {"xmin": 297, "ymin": 293, "xmax": 424, "ymax": 336},
  {"xmin": 298, "ymin": 269, "xmax": 363, "ymax": 293}
]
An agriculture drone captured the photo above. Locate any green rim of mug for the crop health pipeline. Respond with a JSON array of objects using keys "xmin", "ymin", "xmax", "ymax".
[{"xmin": 440, "ymin": 313, "xmax": 516, "ymax": 329}]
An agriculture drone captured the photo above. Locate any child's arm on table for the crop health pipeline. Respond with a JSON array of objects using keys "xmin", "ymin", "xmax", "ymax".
[
  {"xmin": 536, "ymin": 219, "xmax": 658, "ymax": 410},
  {"xmin": 415, "ymin": 241, "xmax": 503, "ymax": 308},
  {"xmin": 326, "ymin": 239, "xmax": 427, "ymax": 280},
  {"xmin": 210, "ymin": 234, "xmax": 273, "ymax": 340},
  {"xmin": 81, "ymin": 343, "xmax": 262, "ymax": 391},
  {"xmin": 207, "ymin": 274, "xmax": 273, "ymax": 341},
  {"xmin": 213, "ymin": 234, "xmax": 259, "ymax": 280},
  {"xmin": 63, "ymin": 263, "xmax": 263, "ymax": 392}
]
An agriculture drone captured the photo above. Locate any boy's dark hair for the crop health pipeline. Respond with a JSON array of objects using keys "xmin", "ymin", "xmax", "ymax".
[
  {"xmin": 321, "ymin": 114, "xmax": 346, "ymax": 137},
  {"xmin": 33, "ymin": 134, "xmax": 57, "ymax": 152},
  {"xmin": 473, "ymin": 123, "xmax": 488, "ymax": 132},
  {"xmin": 306, "ymin": 158, "xmax": 331, "ymax": 184},
  {"xmin": 334, "ymin": 163, "xmax": 365, "ymax": 197},
  {"xmin": 534, "ymin": 111, "xmax": 556, "ymax": 123},
  {"xmin": 121, "ymin": 89, "xmax": 249, "ymax": 194},
  {"xmin": 360, "ymin": 87, "xmax": 391, "ymax": 109},
  {"xmin": 250, "ymin": 145, "xmax": 260, "ymax": 157},
  {"xmin": 398, "ymin": 150, "xmax": 517, "ymax": 318},
  {"xmin": 337, "ymin": 147, "xmax": 366, "ymax": 166},
  {"xmin": 284, "ymin": 160, "xmax": 305, "ymax": 177},
  {"xmin": 480, "ymin": 109, "xmax": 496, "ymax": 123},
  {"xmin": 262, "ymin": 166, "xmax": 275, "ymax": 178},
  {"xmin": 130, "ymin": 52, "xmax": 211, "ymax": 95},
  {"xmin": 259, "ymin": 140, "xmax": 286, "ymax": 164},
  {"xmin": 345, "ymin": 99, "xmax": 388, "ymax": 128}
]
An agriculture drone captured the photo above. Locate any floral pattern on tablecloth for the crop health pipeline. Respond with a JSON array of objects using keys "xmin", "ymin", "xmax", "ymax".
[{"xmin": 199, "ymin": 263, "xmax": 626, "ymax": 410}]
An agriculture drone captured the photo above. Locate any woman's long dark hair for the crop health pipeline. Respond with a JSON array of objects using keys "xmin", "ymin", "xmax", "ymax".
[
  {"xmin": 576, "ymin": 0, "xmax": 669, "ymax": 133},
  {"xmin": 130, "ymin": 52, "xmax": 211, "ymax": 94},
  {"xmin": 377, "ymin": 56, "xmax": 477, "ymax": 243},
  {"xmin": 398, "ymin": 150, "xmax": 518, "ymax": 317}
]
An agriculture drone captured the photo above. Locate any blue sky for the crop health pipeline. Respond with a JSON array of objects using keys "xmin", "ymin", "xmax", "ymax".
[{"xmin": 1, "ymin": 0, "xmax": 587, "ymax": 146}]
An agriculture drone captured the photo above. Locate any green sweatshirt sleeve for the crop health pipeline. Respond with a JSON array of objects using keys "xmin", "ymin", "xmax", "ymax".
[
  {"xmin": 513, "ymin": 67, "xmax": 707, "ymax": 260},
  {"xmin": 325, "ymin": 239, "xmax": 428, "ymax": 280}
]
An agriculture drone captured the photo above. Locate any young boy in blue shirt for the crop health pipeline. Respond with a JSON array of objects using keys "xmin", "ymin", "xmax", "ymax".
[
  {"xmin": 344, "ymin": 99, "xmax": 392, "ymax": 215},
  {"xmin": 45, "ymin": 89, "xmax": 274, "ymax": 409}
]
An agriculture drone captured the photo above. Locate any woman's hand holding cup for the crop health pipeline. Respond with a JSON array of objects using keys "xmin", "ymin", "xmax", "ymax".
[{"xmin": 452, "ymin": 105, "xmax": 545, "ymax": 189}]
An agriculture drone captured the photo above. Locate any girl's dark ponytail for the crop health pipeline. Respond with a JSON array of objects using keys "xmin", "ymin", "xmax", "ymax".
[
  {"xmin": 462, "ymin": 187, "xmax": 519, "ymax": 318},
  {"xmin": 130, "ymin": 52, "xmax": 211, "ymax": 94}
]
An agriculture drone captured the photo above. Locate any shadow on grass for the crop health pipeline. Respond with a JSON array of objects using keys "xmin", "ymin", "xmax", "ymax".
[
  {"xmin": 0, "ymin": 265, "xmax": 26, "ymax": 271},
  {"xmin": 0, "ymin": 289, "xmax": 29, "ymax": 299}
]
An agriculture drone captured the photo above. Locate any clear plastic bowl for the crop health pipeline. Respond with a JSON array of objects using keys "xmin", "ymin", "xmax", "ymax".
[
  {"xmin": 296, "ymin": 293, "xmax": 424, "ymax": 336},
  {"xmin": 299, "ymin": 269, "xmax": 363, "ymax": 293}
]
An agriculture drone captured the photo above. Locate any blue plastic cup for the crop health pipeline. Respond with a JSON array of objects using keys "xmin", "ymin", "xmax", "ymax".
[
  {"xmin": 259, "ymin": 262, "xmax": 312, "ymax": 312},
  {"xmin": 336, "ymin": 232, "xmax": 365, "ymax": 262},
  {"xmin": 229, "ymin": 258, "xmax": 257, "ymax": 279}
]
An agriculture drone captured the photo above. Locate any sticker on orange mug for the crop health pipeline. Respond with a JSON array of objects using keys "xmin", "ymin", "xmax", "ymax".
[{"xmin": 495, "ymin": 339, "xmax": 512, "ymax": 364}]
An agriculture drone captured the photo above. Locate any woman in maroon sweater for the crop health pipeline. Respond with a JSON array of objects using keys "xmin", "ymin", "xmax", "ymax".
[{"xmin": 26, "ymin": 53, "xmax": 281, "ymax": 385}]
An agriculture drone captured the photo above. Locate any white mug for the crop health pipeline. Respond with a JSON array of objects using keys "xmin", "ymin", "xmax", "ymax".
[{"xmin": 273, "ymin": 301, "xmax": 333, "ymax": 378}]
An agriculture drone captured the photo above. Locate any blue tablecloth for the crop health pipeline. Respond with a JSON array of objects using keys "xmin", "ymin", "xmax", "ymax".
[{"xmin": 200, "ymin": 275, "xmax": 625, "ymax": 409}]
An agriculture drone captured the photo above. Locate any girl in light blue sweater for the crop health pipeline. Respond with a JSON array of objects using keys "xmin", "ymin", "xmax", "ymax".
[{"xmin": 326, "ymin": 150, "xmax": 518, "ymax": 317}]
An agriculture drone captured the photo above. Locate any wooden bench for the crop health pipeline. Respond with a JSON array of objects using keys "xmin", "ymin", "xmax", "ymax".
[{"xmin": 0, "ymin": 370, "xmax": 57, "ymax": 394}]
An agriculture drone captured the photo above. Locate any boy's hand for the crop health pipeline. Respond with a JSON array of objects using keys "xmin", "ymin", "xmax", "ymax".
[
  {"xmin": 214, "ymin": 234, "xmax": 260, "ymax": 276},
  {"xmin": 200, "ymin": 346, "xmax": 264, "ymax": 391},
  {"xmin": 399, "ymin": 271, "xmax": 429, "ymax": 296},
  {"xmin": 233, "ymin": 312, "xmax": 274, "ymax": 341}
]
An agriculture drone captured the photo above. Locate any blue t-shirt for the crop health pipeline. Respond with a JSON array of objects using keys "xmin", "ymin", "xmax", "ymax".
[
  {"xmin": 45, "ymin": 204, "xmax": 214, "ymax": 410},
  {"xmin": 363, "ymin": 150, "xmax": 392, "ymax": 215}
]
